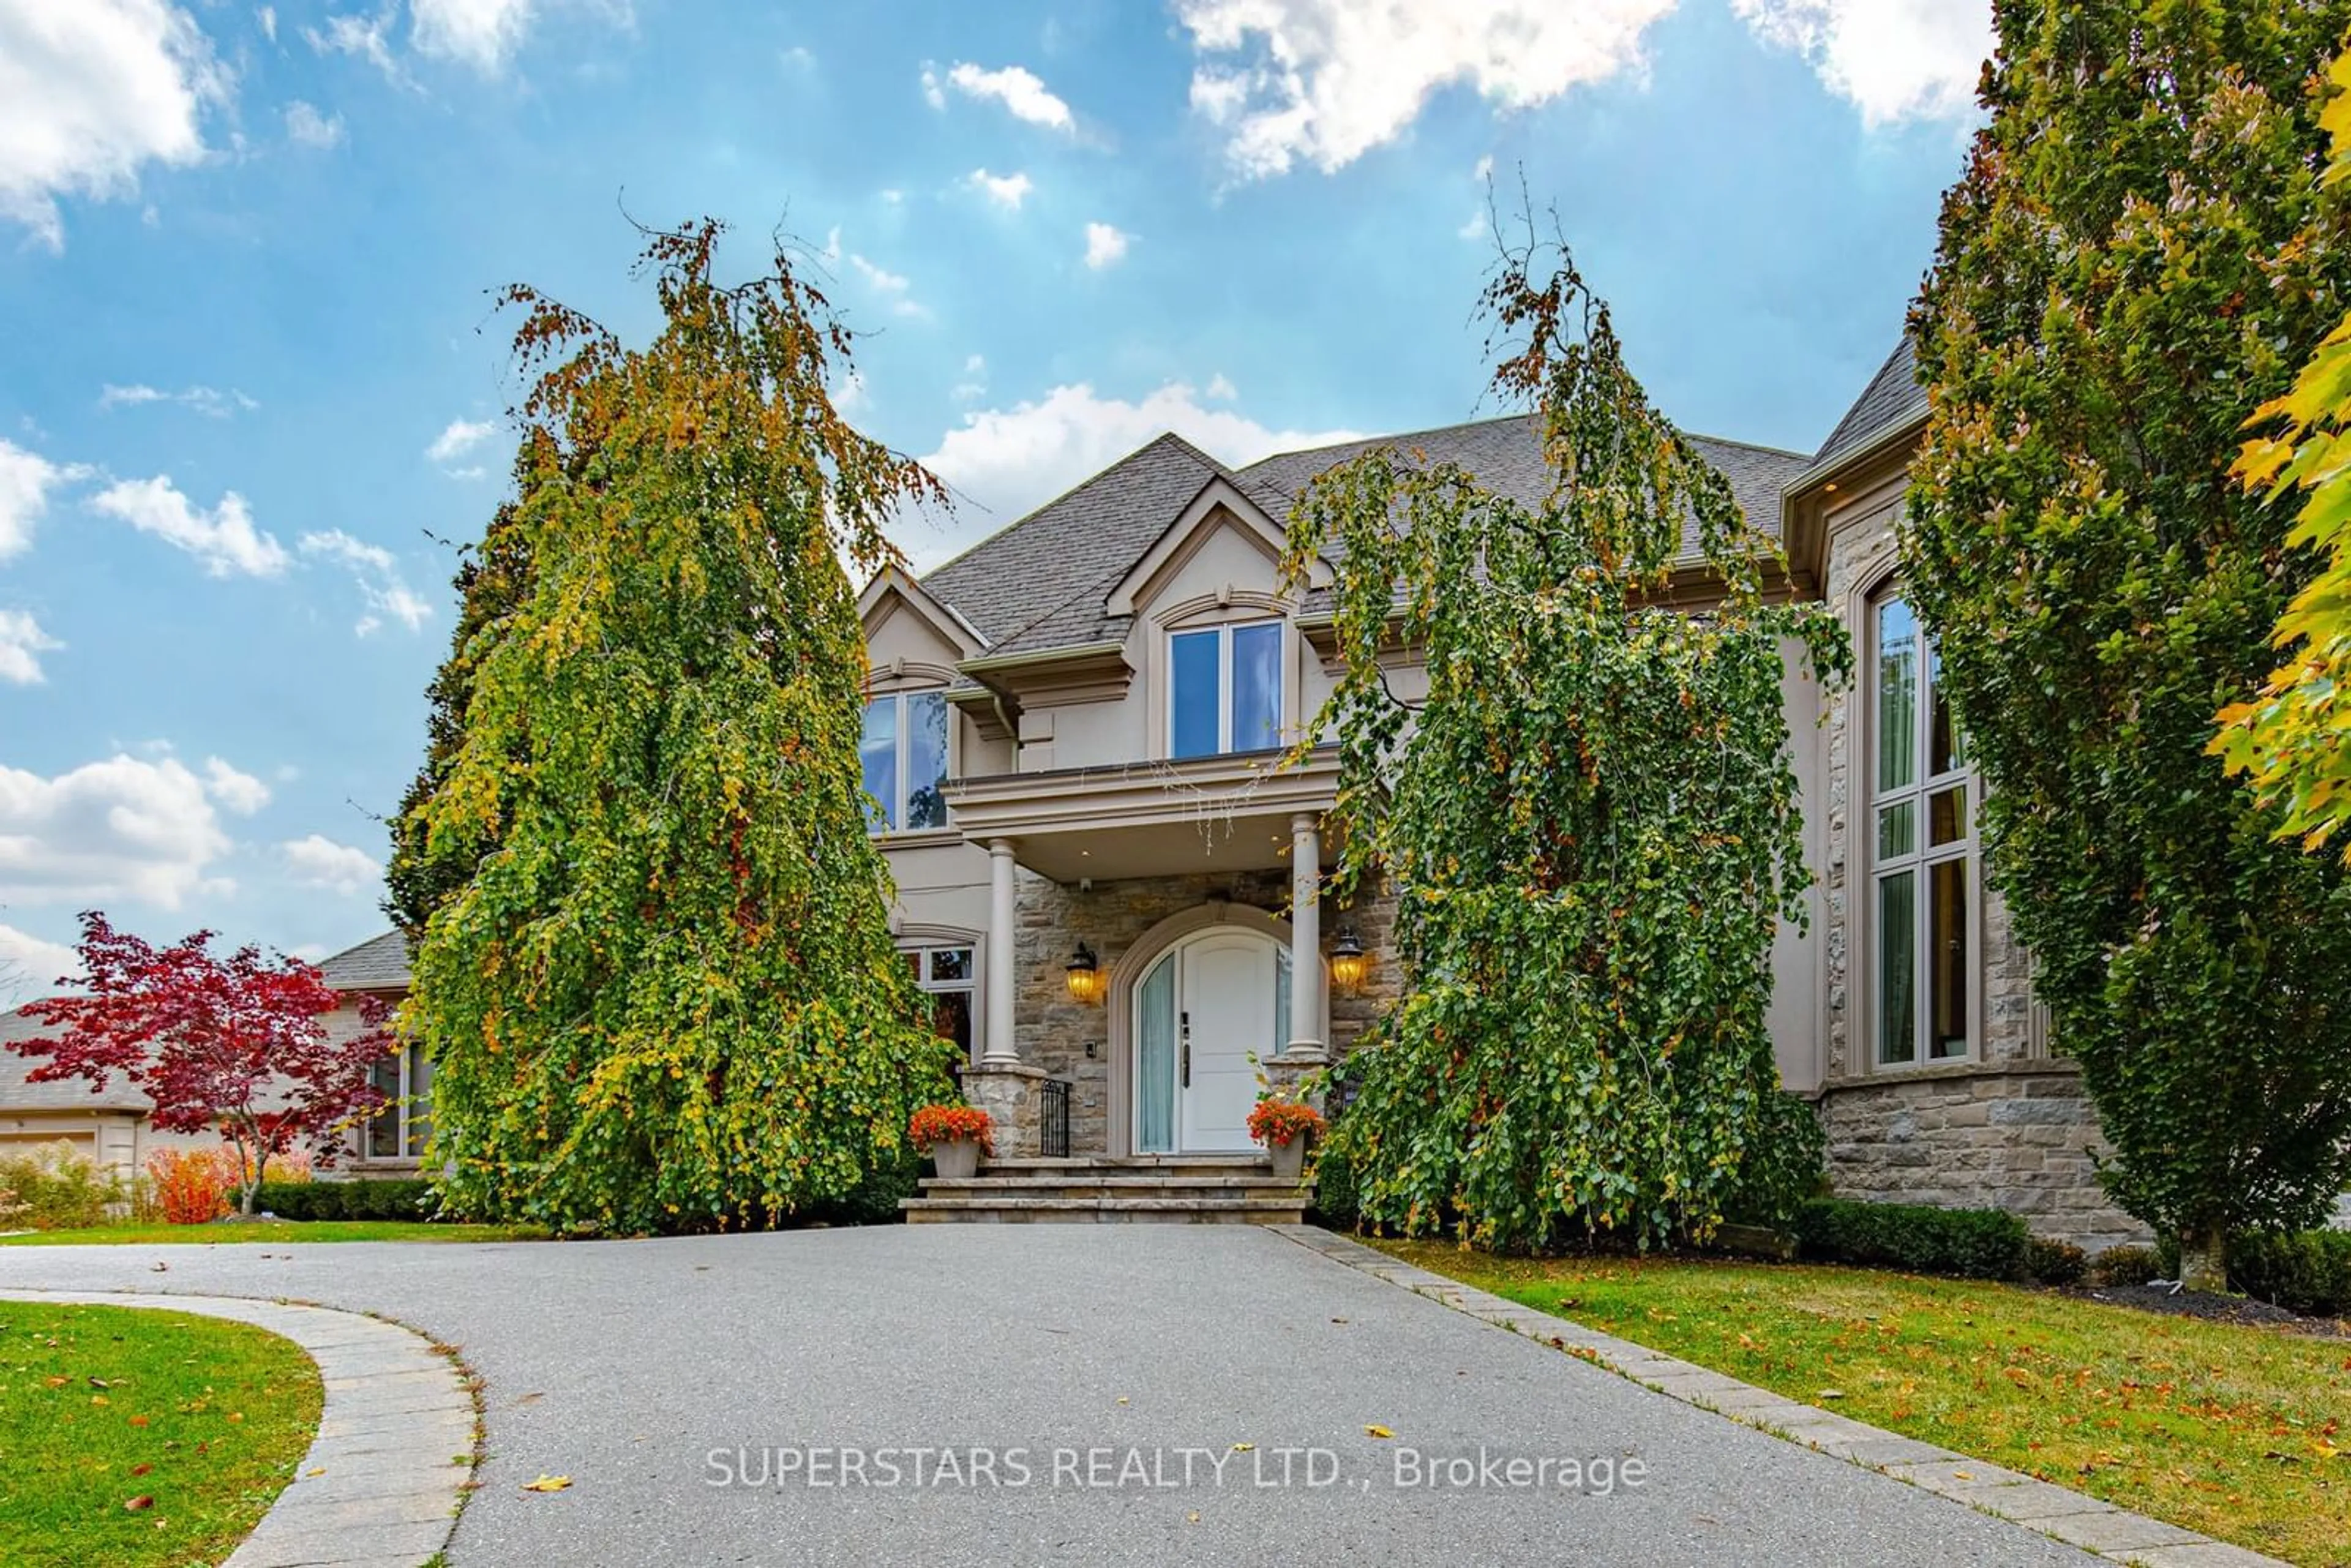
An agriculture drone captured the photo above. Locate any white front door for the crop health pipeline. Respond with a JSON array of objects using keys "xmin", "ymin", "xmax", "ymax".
[{"xmin": 1133, "ymin": 929, "xmax": 1287, "ymax": 1155}]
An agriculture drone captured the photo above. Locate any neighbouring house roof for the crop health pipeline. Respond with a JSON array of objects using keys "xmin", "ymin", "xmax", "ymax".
[
  {"xmin": 918, "ymin": 412, "xmax": 1813, "ymax": 662},
  {"xmin": 0, "ymin": 1005, "xmax": 151, "ymax": 1113},
  {"xmin": 1810, "ymin": 337, "xmax": 1927, "ymax": 473},
  {"xmin": 315, "ymin": 929, "xmax": 411, "ymax": 992}
]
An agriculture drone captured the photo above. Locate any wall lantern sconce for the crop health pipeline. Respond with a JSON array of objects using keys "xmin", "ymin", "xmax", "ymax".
[
  {"xmin": 1065, "ymin": 941, "xmax": 1106, "ymax": 1005},
  {"xmin": 1328, "ymin": 925, "xmax": 1370, "ymax": 996}
]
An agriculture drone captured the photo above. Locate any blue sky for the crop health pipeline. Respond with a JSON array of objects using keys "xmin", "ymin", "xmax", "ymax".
[{"xmin": 0, "ymin": 0, "xmax": 1989, "ymax": 989}]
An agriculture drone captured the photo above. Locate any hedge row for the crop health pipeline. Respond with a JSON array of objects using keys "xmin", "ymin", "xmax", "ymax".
[
  {"xmin": 1792, "ymin": 1198, "xmax": 2030, "ymax": 1281},
  {"xmin": 254, "ymin": 1178, "xmax": 435, "ymax": 1222},
  {"xmin": 2153, "ymin": 1229, "xmax": 2351, "ymax": 1315}
]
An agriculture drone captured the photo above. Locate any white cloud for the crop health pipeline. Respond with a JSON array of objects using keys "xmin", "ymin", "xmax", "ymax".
[
  {"xmin": 1732, "ymin": 0, "xmax": 1989, "ymax": 126},
  {"xmin": 257, "ymin": 7, "xmax": 277, "ymax": 44},
  {"xmin": 908, "ymin": 381, "xmax": 1361, "ymax": 569},
  {"xmin": 1458, "ymin": 208, "xmax": 1487, "ymax": 241},
  {"xmin": 849, "ymin": 252, "xmax": 928, "ymax": 318},
  {"xmin": 1175, "ymin": 0, "xmax": 1676, "ymax": 178},
  {"xmin": 426, "ymin": 416, "xmax": 497, "ymax": 475},
  {"xmin": 0, "ymin": 752, "xmax": 239, "ymax": 909},
  {"xmin": 280, "ymin": 833, "xmax": 381, "ymax": 896},
  {"xmin": 0, "ymin": 922, "xmax": 83, "ymax": 997},
  {"xmin": 828, "ymin": 369, "xmax": 869, "ymax": 415},
  {"xmin": 283, "ymin": 99, "xmax": 345, "ymax": 149},
  {"xmin": 1472, "ymin": 154, "xmax": 1493, "ymax": 182},
  {"xmin": 304, "ymin": 12, "xmax": 400, "ymax": 80},
  {"xmin": 0, "ymin": 438, "xmax": 86, "ymax": 561},
  {"xmin": 951, "ymin": 353, "xmax": 988, "ymax": 402},
  {"xmin": 0, "ymin": 0, "xmax": 231, "ymax": 249},
  {"xmin": 201, "ymin": 756, "xmax": 270, "ymax": 815},
  {"xmin": 0, "ymin": 609, "xmax": 60, "ymax": 685},
  {"xmin": 98, "ymin": 382, "xmax": 257, "ymax": 416},
  {"xmin": 967, "ymin": 168, "xmax": 1033, "ymax": 210},
  {"xmin": 939, "ymin": 61, "xmax": 1074, "ymax": 132},
  {"xmin": 1082, "ymin": 221, "xmax": 1130, "ymax": 270},
  {"xmin": 1205, "ymin": 373, "xmax": 1239, "ymax": 401},
  {"xmin": 300, "ymin": 528, "xmax": 433, "ymax": 635},
  {"xmin": 89, "ymin": 475, "xmax": 290, "ymax": 577},
  {"xmin": 410, "ymin": 0, "xmax": 533, "ymax": 74},
  {"xmin": 779, "ymin": 44, "xmax": 814, "ymax": 72}
]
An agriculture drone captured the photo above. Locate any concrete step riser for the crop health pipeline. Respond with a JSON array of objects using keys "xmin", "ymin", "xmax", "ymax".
[{"xmin": 906, "ymin": 1209, "xmax": 1307, "ymax": 1225}]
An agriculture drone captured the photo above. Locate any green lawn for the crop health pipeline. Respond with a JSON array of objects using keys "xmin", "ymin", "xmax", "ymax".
[
  {"xmin": 1383, "ymin": 1242, "xmax": 2351, "ymax": 1568},
  {"xmin": 1, "ymin": 1221, "xmax": 545, "ymax": 1246},
  {"xmin": 0, "ymin": 1302, "xmax": 322, "ymax": 1568}
]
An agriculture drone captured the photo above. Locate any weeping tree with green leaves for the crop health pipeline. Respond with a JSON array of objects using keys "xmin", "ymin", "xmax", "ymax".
[
  {"xmin": 1282, "ymin": 236, "xmax": 1849, "ymax": 1253},
  {"xmin": 1902, "ymin": 2, "xmax": 2351, "ymax": 1291},
  {"xmin": 404, "ymin": 220, "xmax": 960, "ymax": 1233}
]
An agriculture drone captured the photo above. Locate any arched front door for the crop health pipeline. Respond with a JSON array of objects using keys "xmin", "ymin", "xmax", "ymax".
[{"xmin": 1133, "ymin": 928, "xmax": 1291, "ymax": 1153}]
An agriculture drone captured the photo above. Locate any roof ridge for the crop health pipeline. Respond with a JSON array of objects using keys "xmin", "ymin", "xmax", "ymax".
[
  {"xmin": 918, "ymin": 431, "xmax": 1214, "ymax": 589},
  {"xmin": 1239, "ymin": 409, "xmax": 1532, "ymax": 473},
  {"xmin": 1678, "ymin": 430, "xmax": 1812, "ymax": 462}
]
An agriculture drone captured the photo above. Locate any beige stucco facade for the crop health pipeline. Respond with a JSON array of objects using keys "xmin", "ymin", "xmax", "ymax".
[{"xmin": 868, "ymin": 391, "xmax": 2152, "ymax": 1249}]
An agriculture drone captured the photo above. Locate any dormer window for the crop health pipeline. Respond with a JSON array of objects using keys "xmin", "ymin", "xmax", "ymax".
[
  {"xmin": 862, "ymin": 689, "xmax": 950, "ymax": 833},
  {"xmin": 1169, "ymin": 620, "xmax": 1283, "ymax": 759}
]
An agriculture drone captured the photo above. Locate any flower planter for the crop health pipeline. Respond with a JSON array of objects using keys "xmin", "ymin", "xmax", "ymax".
[
  {"xmin": 1267, "ymin": 1136, "xmax": 1308, "ymax": 1182},
  {"xmin": 931, "ymin": 1138, "xmax": 982, "ymax": 1180}
]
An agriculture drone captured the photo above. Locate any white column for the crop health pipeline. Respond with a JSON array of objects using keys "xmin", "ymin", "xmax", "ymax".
[
  {"xmin": 1288, "ymin": 811, "xmax": 1322, "ymax": 1056},
  {"xmin": 983, "ymin": 838, "xmax": 1019, "ymax": 1065}
]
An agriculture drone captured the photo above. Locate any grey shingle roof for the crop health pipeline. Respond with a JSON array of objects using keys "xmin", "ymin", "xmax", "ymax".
[
  {"xmin": 316, "ymin": 929, "xmax": 411, "ymax": 992},
  {"xmin": 0, "ymin": 1006, "xmax": 151, "ymax": 1112},
  {"xmin": 1812, "ymin": 338, "xmax": 1926, "ymax": 471},
  {"xmin": 921, "ymin": 434, "xmax": 1234, "ymax": 647},
  {"xmin": 919, "ymin": 413, "xmax": 1814, "ymax": 663}
]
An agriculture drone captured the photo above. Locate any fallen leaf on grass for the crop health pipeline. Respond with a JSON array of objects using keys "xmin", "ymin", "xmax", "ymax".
[
  {"xmin": 1365, "ymin": 1425, "xmax": 1393, "ymax": 1440},
  {"xmin": 521, "ymin": 1474, "xmax": 572, "ymax": 1493},
  {"xmin": 88, "ymin": 1377, "xmax": 112, "ymax": 1389},
  {"xmin": 129, "ymin": 1415, "xmax": 148, "ymax": 1427},
  {"xmin": 130, "ymin": 1465, "xmax": 151, "ymax": 1477},
  {"xmin": 124, "ymin": 1496, "xmax": 152, "ymax": 1512},
  {"xmin": 1818, "ymin": 1390, "xmax": 1845, "ymax": 1401}
]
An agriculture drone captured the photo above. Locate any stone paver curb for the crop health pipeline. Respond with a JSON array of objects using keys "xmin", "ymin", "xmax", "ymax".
[
  {"xmin": 3, "ymin": 1289, "xmax": 476, "ymax": 1568},
  {"xmin": 1264, "ymin": 1225, "xmax": 2288, "ymax": 1568}
]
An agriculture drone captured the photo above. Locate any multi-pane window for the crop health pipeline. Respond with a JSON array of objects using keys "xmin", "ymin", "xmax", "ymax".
[
  {"xmin": 1169, "ymin": 620, "xmax": 1282, "ymax": 759},
  {"xmin": 365, "ymin": 1042, "xmax": 430, "ymax": 1161},
  {"xmin": 906, "ymin": 945, "xmax": 976, "ymax": 1062},
  {"xmin": 862, "ymin": 691, "xmax": 950, "ymax": 833},
  {"xmin": 1871, "ymin": 595, "xmax": 1974, "ymax": 1066}
]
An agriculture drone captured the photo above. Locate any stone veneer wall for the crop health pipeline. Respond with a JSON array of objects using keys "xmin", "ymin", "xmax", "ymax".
[
  {"xmin": 1812, "ymin": 483, "xmax": 2148, "ymax": 1253},
  {"xmin": 1010, "ymin": 866, "xmax": 1401, "ymax": 1155}
]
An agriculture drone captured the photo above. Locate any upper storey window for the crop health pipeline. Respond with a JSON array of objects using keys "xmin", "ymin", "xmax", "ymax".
[
  {"xmin": 1170, "ymin": 620, "xmax": 1282, "ymax": 759},
  {"xmin": 863, "ymin": 690, "xmax": 949, "ymax": 833},
  {"xmin": 1870, "ymin": 595, "xmax": 1976, "ymax": 1066}
]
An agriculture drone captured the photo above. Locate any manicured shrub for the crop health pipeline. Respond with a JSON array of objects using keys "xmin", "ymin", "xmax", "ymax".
[
  {"xmin": 0, "ymin": 1141, "xmax": 121, "ymax": 1230},
  {"xmin": 2024, "ymin": 1237, "xmax": 2089, "ymax": 1288},
  {"xmin": 255, "ymin": 1178, "xmax": 433, "ymax": 1222},
  {"xmin": 805, "ymin": 1147, "xmax": 918, "ymax": 1227},
  {"xmin": 146, "ymin": 1147, "xmax": 232, "ymax": 1225},
  {"xmin": 2231, "ymin": 1230, "xmax": 2351, "ymax": 1316},
  {"xmin": 1308, "ymin": 1137, "xmax": 1359, "ymax": 1231},
  {"xmin": 1793, "ymin": 1199, "xmax": 2030, "ymax": 1281},
  {"xmin": 2090, "ymin": 1244, "xmax": 2164, "ymax": 1288}
]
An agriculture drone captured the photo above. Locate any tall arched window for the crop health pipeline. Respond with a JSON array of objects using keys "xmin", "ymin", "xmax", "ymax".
[{"xmin": 1869, "ymin": 593, "xmax": 1976, "ymax": 1065}]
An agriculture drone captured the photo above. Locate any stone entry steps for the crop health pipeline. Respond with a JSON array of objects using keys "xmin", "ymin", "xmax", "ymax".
[{"xmin": 902, "ymin": 1154, "xmax": 1310, "ymax": 1224}]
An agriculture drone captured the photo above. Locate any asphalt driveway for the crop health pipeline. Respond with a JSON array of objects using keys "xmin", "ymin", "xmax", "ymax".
[{"xmin": 0, "ymin": 1225, "xmax": 2098, "ymax": 1566}]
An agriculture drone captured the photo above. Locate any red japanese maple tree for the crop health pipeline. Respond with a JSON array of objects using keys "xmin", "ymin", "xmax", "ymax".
[{"xmin": 12, "ymin": 912, "xmax": 396, "ymax": 1216}]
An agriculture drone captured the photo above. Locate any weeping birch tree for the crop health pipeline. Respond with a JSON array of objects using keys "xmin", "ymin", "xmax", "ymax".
[
  {"xmin": 405, "ymin": 221, "xmax": 959, "ymax": 1232},
  {"xmin": 1284, "ymin": 236, "xmax": 1848, "ymax": 1252}
]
